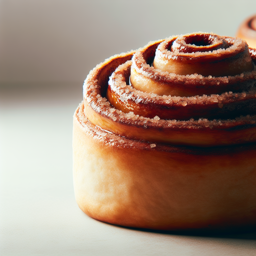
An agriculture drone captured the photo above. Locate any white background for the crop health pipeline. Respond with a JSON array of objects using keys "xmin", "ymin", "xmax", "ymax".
[{"xmin": 1, "ymin": 1, "xmax": 256, "ymax": 255}]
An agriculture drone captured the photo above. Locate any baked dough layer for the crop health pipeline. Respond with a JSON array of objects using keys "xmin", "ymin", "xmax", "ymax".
[
  {"xmin": 74, "ymin": 33, "xmax": 256, "ymax": 230},
  {"xmin": 74, "ymin": 106, "xmax": 256, "ymax": 230}
]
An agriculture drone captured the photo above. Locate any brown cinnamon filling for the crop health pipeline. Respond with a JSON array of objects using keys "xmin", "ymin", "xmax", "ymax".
[
  {"xmin": 171, "ymin": 33, "xmax": 227, "ymax": 53},
  {"xmin": 108, "ymin": 60, "xmax": 256, "ymax": 120},
  {"xmin": 130, "ymin": 38, "xmax": 256, "ymax": 97},
  {"xmin": 83, "ymin": 32, "xmax": 256, "ymax": 146},
  {"xmin": 153, "ymin": 33, "xmax": 253, "ymax": 78}
]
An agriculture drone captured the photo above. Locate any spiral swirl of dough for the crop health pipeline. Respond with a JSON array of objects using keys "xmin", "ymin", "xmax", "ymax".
[
  {"xmin": 73, "ymin": 32, "xmax": 256, "ymax": 231},
  {"xmin": 82, "ymin": 33, "xmax": 256, "ymax": 146}
]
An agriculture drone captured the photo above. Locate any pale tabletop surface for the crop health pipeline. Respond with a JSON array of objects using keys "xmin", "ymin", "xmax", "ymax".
[{"xmin": 0, "ymin": 84, "xmax": 255, "ymax": 256}]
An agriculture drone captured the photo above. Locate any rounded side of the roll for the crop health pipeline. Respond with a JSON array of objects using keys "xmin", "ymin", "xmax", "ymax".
[{"xmin": 73, "ymin": 106, "xmax": 256, "ymax": 230}]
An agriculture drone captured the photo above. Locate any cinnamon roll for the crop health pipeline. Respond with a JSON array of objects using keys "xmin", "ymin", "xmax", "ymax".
[
  {"xmin": 73, "ymin": 32, "xmax": 256, "ymax": 230},
  {"xmin": 237, "ymin": 14, "xmax": 256, "ymax": 48}
]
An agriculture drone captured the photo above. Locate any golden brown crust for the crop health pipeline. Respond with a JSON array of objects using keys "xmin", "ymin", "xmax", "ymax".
[
  {"xmin": 153, "ymin": 33, "xmax": 253, "ymax": 77},
  {"xmin": 74, "ymin": 107, "xmax": 256, "ymax": 230},
  {"xmin": 74, "ymin": 32, "xmax": 256, "ymax": 230},
  {"xmin": 84, "ymin": 99, "xmax": 256, "ymax": 147},
  {"xmin": 83, "ymin": 37, "xmax": 256, "ymax": 146},
  {"xmin": 130, "ymin": 36, "xmax": 256, "ymax": 97},
  {"xmin": 108, "ymin": 60, "xmax": 256, "ymax": 120}
]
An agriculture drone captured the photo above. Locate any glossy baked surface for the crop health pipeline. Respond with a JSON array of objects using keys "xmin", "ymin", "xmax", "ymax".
[
  {"xmin": 83, "ymin": 33, "xmax": 256, "ymax": 147},
  {"xmin": 74, "ymin": 33, "xmax": 256, "ymax": 230}
]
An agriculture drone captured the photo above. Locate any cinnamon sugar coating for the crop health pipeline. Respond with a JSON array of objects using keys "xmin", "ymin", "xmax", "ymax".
[
  {"xmin": 153, "ymin": 33, "xmax": 253, "ymax": 77},
  {"xmin": 131, "ymin": 37, "xmax": 256, "ymax": 97},
  {"xmin": 74, "ymin": 32, "xmax": 256, "ymax": 230},
  {"xmin": 76, "ymin": 104, "xmax": 256, "ymax": 155},
  {"xmin": 82, "ymin": 33, "xmax": 256, "ymax": 146},
  {"xmin": 108, "ymin": 60, "xmax": 256, "ymax": 120},
  {"xmin": 83, "ymin": 33, "xmax": 256, "ymax": 146}
]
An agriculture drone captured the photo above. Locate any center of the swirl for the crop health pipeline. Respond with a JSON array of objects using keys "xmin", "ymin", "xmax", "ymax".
[
  {"xmin": 186, "ymin": 34, "xmax": 214, "ymax": 46},
  {"xmin": 153, "ymin": 32, "xmax": 253, "ymax": 79},
  {"xmin": 171, "ymin": 33, "xmax": 227, "ymax": 53}
]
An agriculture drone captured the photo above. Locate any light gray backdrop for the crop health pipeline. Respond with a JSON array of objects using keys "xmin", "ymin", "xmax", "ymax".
[{"xmin": 1, "ymin": 0, "xmax": 256, "ymax": 85}]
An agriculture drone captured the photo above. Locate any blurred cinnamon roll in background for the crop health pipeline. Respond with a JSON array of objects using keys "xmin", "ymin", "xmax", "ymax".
[
  {"xmin": 237, "ymin": 14, "xmax": 256, "ymax": 48},
  {"xmin": 73, "ymin": 32, "xmax": 256, "ymax": 230}
]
